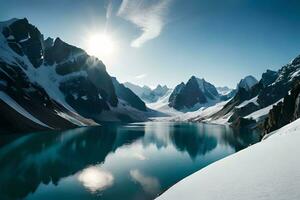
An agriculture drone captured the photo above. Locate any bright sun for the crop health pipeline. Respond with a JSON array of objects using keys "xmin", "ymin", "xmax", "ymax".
[{"xmin": 86, "ymin": 33, "xmax": 115, "ymax": 59}]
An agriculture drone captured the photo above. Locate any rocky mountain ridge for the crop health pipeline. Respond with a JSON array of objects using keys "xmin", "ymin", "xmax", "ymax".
[
  {"xmin": 209, "ymin": 55, "xmax": 300, "ymax": 129},
  {"xmin": 124, "ymin": 82, "xmax": 170, "ymax": 103},
  {"xmin": 0, "ymin": 18, "xmax": 149, "ymax": 133},
  {"xmin": 168, "ymin": 76, "xmax": 220, "ymax": 111}
]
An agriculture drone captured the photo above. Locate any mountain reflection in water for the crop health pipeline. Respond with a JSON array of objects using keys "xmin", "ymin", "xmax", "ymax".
[{"xmin": 0, "ymin": 122, "xmax": 260, "ymax": 200}]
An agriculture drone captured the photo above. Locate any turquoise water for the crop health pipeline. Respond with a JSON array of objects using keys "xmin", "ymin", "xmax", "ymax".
[{"xmin": 0, "ymin": 122, "xmax": 260, "ymax": 200}]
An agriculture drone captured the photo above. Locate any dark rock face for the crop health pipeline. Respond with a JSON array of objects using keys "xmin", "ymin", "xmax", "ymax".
[
  {"xmin": 212, "ymin": 75, "xmax": 260, "ymax": 120},
  {"xmin": 43, "ymin": 37, "xmax": 118, "ymax": 109},
  {"xmin": 228, "ymin": 102, "xmax": 260, "ymax": 123},
  {"xmin": 112, "ymin": 77, "xmax": 147, "ymax": 111},
  {"xmin": 257, "ymin": 66, "xmax": 299, "ymax": 107},
  {"xmin": 168, "ymin": 76, "xmax": 219, "ymax": 110},
  {"xmin": 263, "ymin": 81, "xmax": 300, "ymax": 135},
  {"xmin": 212, "ymin": 83, "xmax": 262, "ymax": 120},
  {"xmin": 291, "ymin": 55, "xmax": 300, "ymax": 66},
  {"xmin": 168, "ymin": 82, "xmax": 185, "ymax": 107},
  {"xmin": 3, "ymin": 18, "xmax": 44, "ymax": 67},
  {"xmin": 261, "ymin": 69, "xmax": 278, "ymax": 87},
  {"xmin": 231, "ymin": 117, "xmax": 256, "ymax": 130},
  {"xmin": 0, "ymin": 59, "xmax": 79, "ymax": 133}
]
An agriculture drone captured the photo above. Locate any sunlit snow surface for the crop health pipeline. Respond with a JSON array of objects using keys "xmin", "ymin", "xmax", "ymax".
[{"xmin": 157, "ymin": 118, "xmax": 300, "ymax": 200}]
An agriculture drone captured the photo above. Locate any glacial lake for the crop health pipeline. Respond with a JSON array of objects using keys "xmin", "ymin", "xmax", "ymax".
[{"xmin": 0, "ymin": 122, "xmax": 260, "ymax": 200}]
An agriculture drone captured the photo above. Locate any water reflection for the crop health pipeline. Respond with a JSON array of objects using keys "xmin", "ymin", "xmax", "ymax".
[
  {"xmin": 0, "ymin": 122, "xmax": 260, "ymax": 200},
  {"xmin": 0, "ymin": 126, "xmax": 144, "ymax": 200},
  {"xmin": 78, "ymin": 167, "xmax": 114, "ymax": 193},
  {"xmin": 130, "ymin": 169, "xmax": 161, "ymax": 195}
]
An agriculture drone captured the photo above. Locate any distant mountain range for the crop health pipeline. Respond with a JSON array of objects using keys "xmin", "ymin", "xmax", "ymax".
[
  {"xmin": 0, "ymin": 18, "xmax": 151, "ymax": 133},
  {"xmin": 124, "ymin": 82, "xmax": 170, "ymax": 103}
]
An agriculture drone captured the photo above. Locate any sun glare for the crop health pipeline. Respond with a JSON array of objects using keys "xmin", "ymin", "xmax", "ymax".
[{"xmin": 86, "ymin": 33, "xmax": 115, "ymax": 59}]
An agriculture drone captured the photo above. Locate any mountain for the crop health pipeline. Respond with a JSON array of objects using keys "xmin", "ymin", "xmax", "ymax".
[
  {"xmin": 206, "ymin": 55, "xmax": 300, "ymax": 127},
  {"xmin": 151, "ymin": 84, "xmax": 169, "ymax": 98},
  {"xmin": 123, "ymin": 82, "xmax": 152, "ymax": 97},
  {"xmin": 263, "ymin": 80, "xmax": 300, "ymax": 135},
  {"xmin": 216, "ymin": 86, "xmax": 233, "ymax": 95},
  {"xmin": 217, "ymin": 86, "xmax": 236, "ymax": 101},
  {"xmin": 111, "ymin": 77, "xmax": 147, "ymax": 111},
  {"xmin": 168, "ymin": 76, "xmax": 220, "ymax": 111},
  {"xmin": 210, "ymin": 75, "xmax": 261, "ymax": 123},
  {"xmin": 236, "ymin": 75, "xmax": 258, "ymax": 91},
  {"xmin": 0, "ymin": 18, "xmax": 148, "ymax": 133},
  {"xmin": 124, "ymin": 82, "xmax": 170, "ymax": 103},
  {"xmin": 260, "ymin": 69, "xmax": 279, "ymax": 87}
]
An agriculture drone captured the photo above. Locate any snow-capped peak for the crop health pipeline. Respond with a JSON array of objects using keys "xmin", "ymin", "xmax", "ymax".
[
  {"xmin": 124, "ymin": 82, "xmax": 170, "ymax": 103},
  {"xmin": 216, "ymin": 86, "xmax": 233, "ymax": 95},
  {"xmin": 237, "ymin": 75, "xmax": 258, "ymax": 91}
]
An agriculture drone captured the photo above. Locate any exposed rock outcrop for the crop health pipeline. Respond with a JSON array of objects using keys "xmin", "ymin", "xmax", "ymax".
[{"xmin": 168, "ymin": 76, "xmax": 219, "ymax": 110}]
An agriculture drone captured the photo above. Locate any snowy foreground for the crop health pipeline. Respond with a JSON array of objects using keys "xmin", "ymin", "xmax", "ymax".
[{"xmin": 156, "ymin": 118, "xmax": 300, "ymax": 200}]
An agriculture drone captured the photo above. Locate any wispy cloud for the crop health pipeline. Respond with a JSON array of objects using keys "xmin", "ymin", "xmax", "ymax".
[
  {"xmin": 117, "ymin": 0, "xmax": 172, "ymax": 47},
  {"xmin": 106, "ymin": 0, "xmax": 113, "ymax": 19},
  {"xmin": 135, "ymin": 73, "xmax": 147, "ymax": 79}
]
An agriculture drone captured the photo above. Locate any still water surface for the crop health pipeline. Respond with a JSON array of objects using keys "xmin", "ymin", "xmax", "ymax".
[{"xmin": 0, "ymin": 122, "xmax": 260, "ymax": 200}]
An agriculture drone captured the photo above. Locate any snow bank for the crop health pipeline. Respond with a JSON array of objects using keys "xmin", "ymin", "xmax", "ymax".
[{"xmin": 157, "ymin": 118, "xmax": 300, "ymax": 200}]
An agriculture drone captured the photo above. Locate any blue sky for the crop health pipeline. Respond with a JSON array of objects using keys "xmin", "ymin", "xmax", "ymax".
[{"xmin": 1, "ymin": 0, "xmax": 300, "ymax": 88}]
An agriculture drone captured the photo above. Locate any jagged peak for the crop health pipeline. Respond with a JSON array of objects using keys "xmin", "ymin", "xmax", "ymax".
[
  {"xmin": 291, "ymin": 54, "xmax": 300, "ymax": 66},
  {"xmin": 0, "ymin": 18, "xmax": 28, "ymax": 27},
  {"xmin": 44, "ymin": 37, "xmax": 54, "ymax": 49},
  {"xmin": 45, "ymin": 36, "xmax": 54, "ymax": 41},
  {"xmin": 237, "ymin": 75, "xmax": 258, "ymax": 91},
  {"xmin": 154, "ymin": 84, "xmax": 168, "ymax": 90},
  {"xmin": 188, "ymin": 75, "xmax": 206, "ymax": 83},
  {"xmin": 178, "ymin": 82, "xmax": 185, "ymax": 86},
  {"xmin": 54, "ymin": 37, "xmax": 64, "ymax": 46}
]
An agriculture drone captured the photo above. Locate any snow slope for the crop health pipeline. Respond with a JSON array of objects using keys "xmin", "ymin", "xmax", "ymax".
[
  {"xmin": 147, "ymin": 89, "xmax": 181, "ymax": 116},
  {"xmin": 173, "ymin": 100, "xmax": 229, "ymax": 122},
  {"xmin": 245, "ymin": 99, "xmax": 283, "ymax": 122},
  {"xmin": 0, "ymin": 92, "xmax": 51, "ymax": 128},
  {"xmin": 152, "ymin": 100, "xmax": 229, "ymax": 122},
  {"xmin": 157, "ymin": 118, "xmax": 300, "ymax": 200},
  {"xmin": 236, "ymin": 96, "xmax": 258, "ymax": 108}
]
